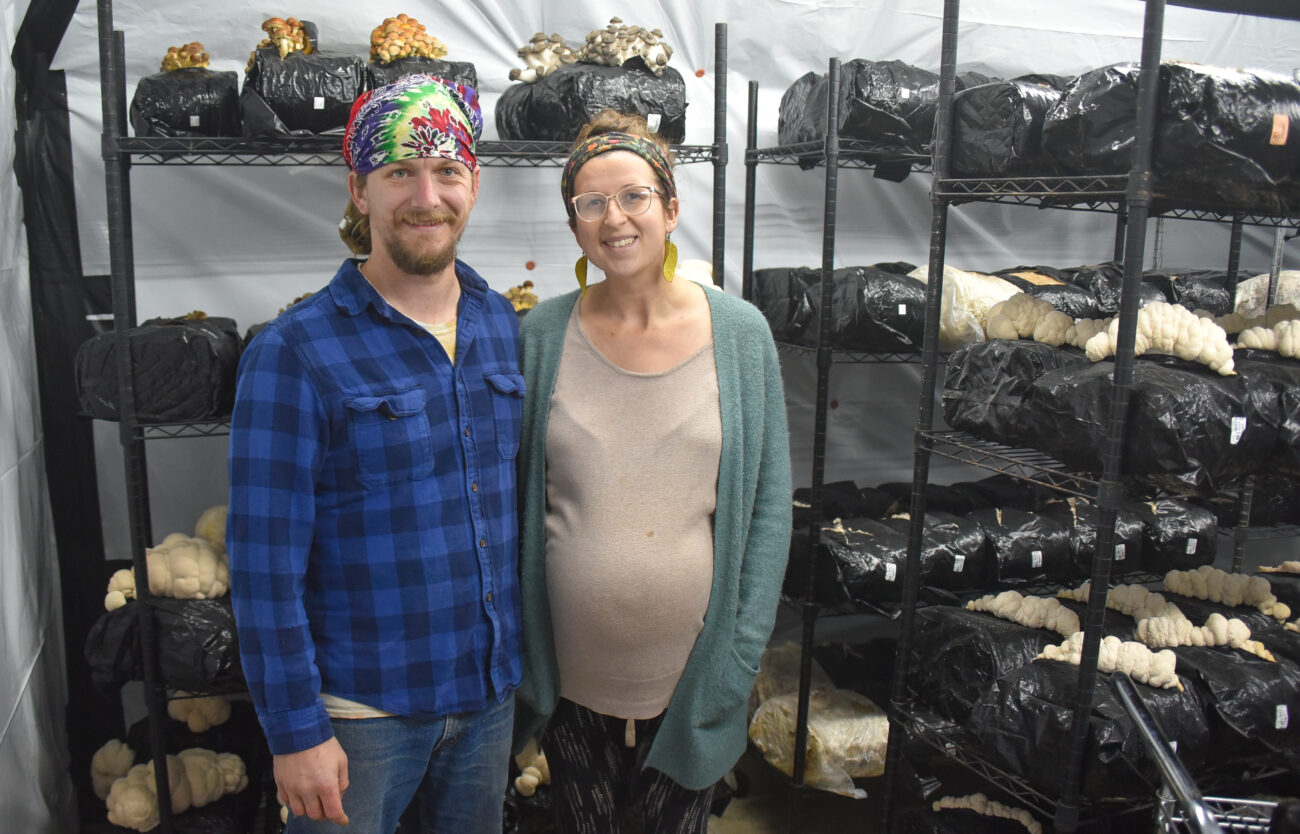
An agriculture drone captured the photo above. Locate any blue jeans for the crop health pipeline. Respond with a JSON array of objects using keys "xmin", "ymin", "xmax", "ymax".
[{"xmin": 286, "ymin": 693, "xmax": 514, "ymax": 834}]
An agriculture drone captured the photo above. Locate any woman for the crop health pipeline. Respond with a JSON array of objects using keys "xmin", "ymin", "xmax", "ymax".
[{"xmin": 515, "ymin": 109, "xmax": 792, "ymax": 833}]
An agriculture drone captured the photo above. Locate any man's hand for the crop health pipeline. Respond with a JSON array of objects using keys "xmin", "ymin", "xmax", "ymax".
[{"xmin": 274, "ymin": 736, "xmax": 350, "ymax": 824}]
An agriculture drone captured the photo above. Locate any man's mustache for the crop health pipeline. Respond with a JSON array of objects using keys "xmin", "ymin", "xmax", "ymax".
[{"xmin": 397, "ymin": 212, "xmax": 457, "ymax": 225}]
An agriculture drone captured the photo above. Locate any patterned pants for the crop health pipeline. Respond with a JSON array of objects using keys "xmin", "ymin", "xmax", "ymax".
[{"xmin": 543, "ymin": 698, "xmax": 714, "ymax": 834}]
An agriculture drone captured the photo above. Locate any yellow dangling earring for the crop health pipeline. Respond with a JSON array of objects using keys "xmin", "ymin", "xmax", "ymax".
[
  {"xmin": 663, "ymin": 238, "xmax": 677, "ymax": 283},
  {"xmin": 575, "ymin": 255, "xmax": 589, "ymax": 296}
]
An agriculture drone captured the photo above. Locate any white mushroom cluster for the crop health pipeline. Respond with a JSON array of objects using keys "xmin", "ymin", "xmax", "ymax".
[
  {"xmin": 1259, "ymin": 561, "xmax": 1300, "ymax": 574},
  {"xmin": 508, "ymin": 33, "xmax": 577, "ymax": 83},
  {"xmin": 932, "ymin": 794, "xmax": 1043, "ymax": 834},
  {"xmin": 1038, "ymin": 632, "xmax": 1181, "ymax": 690},
  {"xmin": 965, "ymin": 590, "xmax": 1081, "ymax": 637},
  {"xmin": 1214, "ymin": 302, "xmax": 1300, "ymax": 336},
  {"xmin": 513, "ymin": 739, "xmax": 551, "ymax": 797},
  {"xmin": 105, "ymin": 750, "xmax": 248, "ymax": 832},
  {"xmin": 1237, "ymin": 319, "xmax": 1300, "ymax": 358},
  {"xmin": 575, "ymin": 18, "xmax": 674, "ymax": 76},
  {"xmin": 1064, "ymin": 316, "xmax": 1113, "ymax": 350},
  {"xmin": 1164, "ymin": 565, "xmax": 1292, "ymax": 622},
  {"xmin": 986, "ymin": 293, "xmax": 1070, "ymax": 345},
  {"xmin": 1084, "ymin": 302, "xmax": 1234, "ymax": 375}
]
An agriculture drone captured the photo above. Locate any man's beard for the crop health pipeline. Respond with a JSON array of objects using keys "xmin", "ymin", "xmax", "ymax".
[{"xmin": 384, "ymin": 212, "xmax": 460, "ymax": 276}]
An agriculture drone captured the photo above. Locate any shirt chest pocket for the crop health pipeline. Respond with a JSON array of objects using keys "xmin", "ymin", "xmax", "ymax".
[
  {"xmin": 484, "ymin": 372, "xmax": 525, "ymax": 460},
  {"xmin": 344, "ymin": 387, "xmax": 434, "ymax": 489}
]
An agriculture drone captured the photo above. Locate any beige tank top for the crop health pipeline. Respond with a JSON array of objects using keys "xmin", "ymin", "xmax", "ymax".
[{"xmin": 544, "ymin": 301, "xmax": 722, "ymax": 719}]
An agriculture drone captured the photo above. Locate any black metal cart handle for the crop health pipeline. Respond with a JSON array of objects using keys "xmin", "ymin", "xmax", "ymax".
[{"xmin": 1109, "ymin": 672, "xmax": 1223, "ymax": 834}]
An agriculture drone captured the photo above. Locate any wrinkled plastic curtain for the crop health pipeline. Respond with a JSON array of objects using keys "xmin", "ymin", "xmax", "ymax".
[{"xmin": 4, "ymin": 0, "xmax": 80, "ymax": 830}]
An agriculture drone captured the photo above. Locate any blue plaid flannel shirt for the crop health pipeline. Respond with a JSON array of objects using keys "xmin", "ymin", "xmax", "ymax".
[{"xmin": 227, "ymin": 259, "xmax": 524, "ymax": 755}]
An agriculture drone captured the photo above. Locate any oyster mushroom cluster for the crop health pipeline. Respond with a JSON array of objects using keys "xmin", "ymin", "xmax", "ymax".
[
  {"xmin": 575, "ymin": 17, "xmax": 673, "ymax": 76},
  {"xmin": 160, "ymin": 42, "xmax": 209, "ymax": 72},
  {"xmin": 509, "ymin": 33, "xmax": 577, "ymax": 83},
  {"xmin": 369, "ymin": 14, "xmax": 448, "ymax": 64}
]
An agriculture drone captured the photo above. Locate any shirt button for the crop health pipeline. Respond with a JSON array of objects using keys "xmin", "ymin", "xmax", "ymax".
[
  {"xmin": 479, "ymin": 538, "xmax": 487, "ymax": 548},
  {"xmin": 471, "ymin": 482, "xmax": 479, "ymax": 493},
  {"xmin": 464, "ymin": 426, "xmax": 471, "ymax": 437},
  {"xmin": 485, "ymin": 591, "xmax": 494, "ymax": 603}
]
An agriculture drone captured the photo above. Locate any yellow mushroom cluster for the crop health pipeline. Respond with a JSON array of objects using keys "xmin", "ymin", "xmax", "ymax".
[
  {"xmin": 370, "ymin": 14, "xmax": 448, "ymax": 64},
  {"xmin": 247, "ymin": 16, "xmax": 314, "ymax": 70},
  {"xmin": 505, "ymin": 280, "xmax": 538, "ymax": 313},
  {"xmin": 160, "ymin": 42, "xmax": 210, "ymax": 72}
]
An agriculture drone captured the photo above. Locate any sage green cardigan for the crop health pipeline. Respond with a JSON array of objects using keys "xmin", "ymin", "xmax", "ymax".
[{"xmin": 515, "ymin": 287, "xmax": 793, "ymax": 790}]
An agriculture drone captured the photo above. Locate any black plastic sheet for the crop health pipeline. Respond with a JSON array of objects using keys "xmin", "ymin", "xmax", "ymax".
[
  {"xmin": 1041, "ymin": 62, "xmax": 1300, "ymax": 214},
  {"xmin": 942, "ymin": 339, "xmax": 1090, "ymax": 448},
  {"xmin": 949, "ymin": 476, "xmax": 1047, "ymax": 513},
  {"xmin": 367, "ymin": 58, "xmax": 477, "ymax": 91},
  {"xmin": 150, "ymin": 598, "xmax": 244, "ymax": 694},
  {"xmin": 241, "ymin": 49, "xmax": 367, "ymax": 136},
  {"xmin": 1062, "ymin": 262, "xmax": 1170, "ymax": 315},
  {"xmin": 751, "ymin": 265, "xmax": 926, "ymax": 352},
  {"xmin": 1055, "ymin": 598, "xmax": 1142, "ymax": 642},
  {"xmin": 129, "ymin": 68, "xmax": 240, "ymax": 137},
  {"xmin": 994, "ymin": 270, "xmax": 1103, "ymax": 320},
  {"xmin": 1123, "ymin": 498, "xmax": 1218, "ymax": 573},
  {"xmin": 1234, "ymin": 352, "xmax": 1300, "ymax": 477},
  {"xmin": 84, "ymin": 603, "xmax": 141, "ymax": 694},
  {"xmin": 1170, "ymin": 647, "xmax": 1300, "ymax": 756},
  {"xmin": 967, "ymin": 507, "xmax": 1072, "ymax": 586},
  {"xmin": 1143, "ymin": 268, "xmax": 1233, "ymax": 316},
  {"xmin": 778, "ymin": 59, "xmax": 952, "ymax": 153},
  {"xmin": 878, "ymin": 482, "xmax": 978, "ymax": 516},
  {"xmin": 793, "ymin": 479, "xmax": 885, "ymax": 528},
  {"xmin": 951, "ymin": 79, "xmax": 1062, "ymax": 177},
  {"xmin": 784, "ymin": 529, "xmax": 858, "ymax": 612},
  {"xmin": 495, "ymin": 61, "xmax": 686, "ymax": 143},
  {"xmin": 1039, "ymin": 498, "xmax": 1146, "ymax": 577},
  {"xmin": 1029, "ymin": 357, "xmax": 1282, "ymax": 494},
  {"xmin": 910, "ymin": 606, "xmax": 1055, "ymax": 721},
  {"xmin": 1263, "ymin": 570, "xmax": 1300, "ymax": 610},
  {"xmin": 74, "ymin": 316, "xmax": 242, "ymax": 423},
  {"xmin": 1248, "ymin": 473, "xmax": 1300, "ymax": 525},
  {"xmin": 820, "ymin": 516, "xmax": 909, "ymax": 604},
  {"xmin": 751, "ymin": 267, "xmax": 817, "ymax": 345},
  {"xmin": 885, "ymin": 511, "xmax": 989, "ymax": 592},
  {"xmin": 965, "ymin": 661, "xmax": 1210, "ymax": 800}
]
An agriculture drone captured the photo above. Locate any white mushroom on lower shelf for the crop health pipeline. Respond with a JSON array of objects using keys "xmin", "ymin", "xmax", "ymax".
[
  {"xmin": 1037, "ymin": 632, "xmax": 1182, "ymax": 690},
  {"xmin": 932, "ymin": 793, "xmax": 1043, "ymax": 834},
  {"xmin": 966, "ymin": 590, "xmax": 1080, "ymax": 637}
]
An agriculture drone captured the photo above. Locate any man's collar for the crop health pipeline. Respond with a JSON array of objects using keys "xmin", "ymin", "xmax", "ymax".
[{"xmin": 329, "ymin": 258, "xmax": 486, "ymax": 319}]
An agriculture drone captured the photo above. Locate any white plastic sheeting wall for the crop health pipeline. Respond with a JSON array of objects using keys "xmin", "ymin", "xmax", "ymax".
[{"xmin": 3, "ymin": 0, "xmax": 78, "ymax": 830}]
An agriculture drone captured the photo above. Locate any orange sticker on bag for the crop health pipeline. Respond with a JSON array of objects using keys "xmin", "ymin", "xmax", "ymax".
[{"xmin": 1271, "ymin": 113, "xmax": 1290, "ymax": 146}]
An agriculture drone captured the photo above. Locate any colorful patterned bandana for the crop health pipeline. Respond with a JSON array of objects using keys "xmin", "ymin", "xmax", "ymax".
[
  {"xmin": 343, "ymin": 75, "xmax": 483, "ymax": 174},
  {"xmin": 561, "ymin": 132, "xmax": 676, "ymax": 221}
]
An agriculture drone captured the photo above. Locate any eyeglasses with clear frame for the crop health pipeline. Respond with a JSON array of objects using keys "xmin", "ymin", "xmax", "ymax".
[{"xmin": 570, "ymin": 185, "xmax": 661, "ymax": 222}]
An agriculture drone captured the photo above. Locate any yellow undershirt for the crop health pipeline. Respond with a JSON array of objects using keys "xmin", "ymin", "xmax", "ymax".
[{"xmin": 418, "ymin": 319, "xmax": 457, "ymax": 364}]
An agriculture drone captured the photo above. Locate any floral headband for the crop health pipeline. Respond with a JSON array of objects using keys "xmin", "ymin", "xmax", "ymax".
[
  {"xmin": 343, "ymin": 75, "xmax": 483, "ymax": 174},
  {"xmin": 560, "ymin": 131, "xmax": 676, "ymax": 221}
]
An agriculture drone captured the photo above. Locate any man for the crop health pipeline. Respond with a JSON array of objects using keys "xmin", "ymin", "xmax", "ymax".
[{"xmin": 227, "ymin": 75, "xmax": 524, "ymax": 833}]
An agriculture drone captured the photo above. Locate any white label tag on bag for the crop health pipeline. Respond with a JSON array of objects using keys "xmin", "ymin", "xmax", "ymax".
[
  {"xmin": 189, "ymin": 114, "xmax": 201, "ymax": 127},
  {"xmin": 1186, "ymin": 538, "xmax": 1198, "ymax": 555},
  {"xmin": 647, "ymin": 113, "xmax": 662, "ymax": 133},
  {"xmin": 1277, "ymin": 705, "xmax": 1290, "ymax": 729},
  {"xmin": 885, "ymin": 563, "xmax": 898, "ymax": 582},
  {"xmin": 314, "ymin": 96, "xmax": 326, "ymax": 110},
  {"xmin": 900, "ymin": 88, "xmax": 911, "ymax": 100},
  {"xmin": 1115, "ymin": 543, "xmax": 1126, "ymax": 561},
  {"xmin": 1031, "ymin": 550, "xmax": 1043, "ymax": 568},
  {"xmin": 898, "ymin": 304, "xmax": 907, "ymax": 316},
  {"xmin": 1230, "ymin": 416, "xmax": 1247, "ymax": 445},
  {"xmin": 953, "ymin": 555, "xmax": 966, "ymax": 573}
]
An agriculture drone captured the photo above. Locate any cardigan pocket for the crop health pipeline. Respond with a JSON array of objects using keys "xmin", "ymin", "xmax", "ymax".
[
  {"xmin": 344, "ymin": 386, "xmax": 434, "ymax": 488},
  {"xmin": 693, "ymin": 647, "xmax": 759, "ymax": 729}
]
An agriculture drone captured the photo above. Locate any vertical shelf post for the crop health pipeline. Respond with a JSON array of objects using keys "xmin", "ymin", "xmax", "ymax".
[
  {"xmin": 712, "ymin": 22, "xmax": 728, "ymax": 287},
  {"xmin": 743, "ymin": 82, "xmax": 759, "ymax": 301},
  {"xmin": 1055, "ymin": 1, "xmax": 1166, "ymax": 831},
  {"xmin": 882, "ymin": 2, "xmax": 959, "ymax": 831}
]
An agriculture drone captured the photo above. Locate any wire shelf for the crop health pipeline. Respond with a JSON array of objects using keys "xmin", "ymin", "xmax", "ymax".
[
  {"xmin": 137, "ymin": 421, "xmax": 231, "ymax": 439},
  {"xmin": 117, "ymin": 136, "xmax": 719, "ymax": 167},
  {"xmin": 936, "ymin": 175, "xmax": 1300, "ymax": 227},
  {"xmin": 1158, "ymin": 797, "xmax": 1278, "ymax": 834},
  {"xmin": 917, "ymin": 430, "xmax": 1103, "ymax": 500},
  {"xmin": 775, "ymin": 341, "xmax": 922, "ymax": 363},
  {"xmin": 748, "ymin": 139, "xmax": 930, "ymax": 172}
]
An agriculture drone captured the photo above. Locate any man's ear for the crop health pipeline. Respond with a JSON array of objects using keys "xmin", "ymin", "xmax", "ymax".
[{"xmin": 347, "ymin": 170, "xmax": 368, "ymax": 214}]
